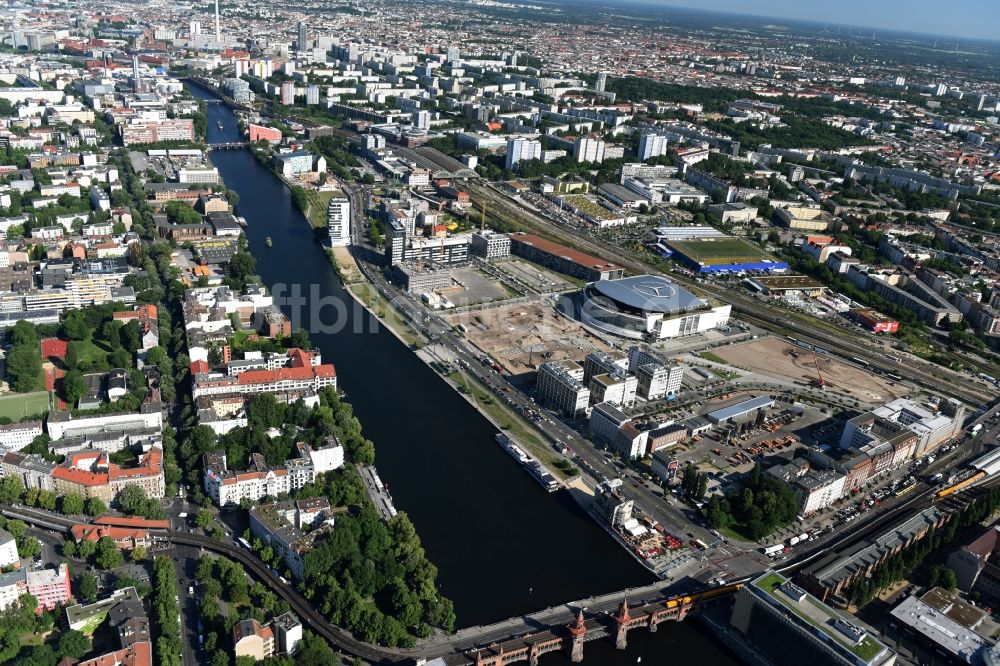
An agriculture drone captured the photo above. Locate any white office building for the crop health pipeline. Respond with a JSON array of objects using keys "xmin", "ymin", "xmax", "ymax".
[
  {"xmin": 536, "ymin": 360, "xmax": 590, "ymax": 418},
  {"xmin": 505, "ymin": 139, "xmax": 542, "ymax": 170},
  {"xmin": 327, "ymin": 195, "xmax": 351, "ymax": 247},
  {"xmin": 470, "ymin": 230, "xmax": 511, "ymax": 260}
]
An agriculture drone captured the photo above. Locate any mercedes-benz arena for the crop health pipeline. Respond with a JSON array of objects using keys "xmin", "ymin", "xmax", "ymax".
[{"xmin": 581, "ymin": 275, "xmax": 731, "ymax": 340}]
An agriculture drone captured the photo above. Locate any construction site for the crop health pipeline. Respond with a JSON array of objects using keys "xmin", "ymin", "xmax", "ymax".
[
  {"xmin": 712, "ymin": 337, "xmax": 907, "ymax": 404},
  {"xmin": 446, "ymin": 301, "xmax": 616, "ymax": 377}
]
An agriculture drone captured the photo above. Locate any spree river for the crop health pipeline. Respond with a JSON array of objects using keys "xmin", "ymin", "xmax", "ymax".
[{"xmin": 187, "ymin": 84, "xmax": 741, "ymax": 664}]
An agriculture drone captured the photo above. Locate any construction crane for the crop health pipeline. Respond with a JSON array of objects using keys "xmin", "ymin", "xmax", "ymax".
[{"xmin": 811, "ymin": 350, "xmax": 826, "ymax": 389}]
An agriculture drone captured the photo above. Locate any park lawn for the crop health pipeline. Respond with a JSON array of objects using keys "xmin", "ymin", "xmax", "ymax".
[
  {"xmin": 74, "ymin": 338, "xmax": 112, "ymax": 367},
  {"xmin": 348, "ymin": 283, "xmax": 424, "ymax": 348},
  {"xmin": 306, "ymin": 190, "xmax": 338, "ymax": 229},
  {"xmin": 698, "ymin": 351, "xmax": 728, "ymax": 364},
  {"xmin": 0, "ymin": 391, "xmax": 51, "ymax": 421}
]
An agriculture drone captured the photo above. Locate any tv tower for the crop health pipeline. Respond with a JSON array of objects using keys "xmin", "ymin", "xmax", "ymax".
[{"xmin": 214, "ymin": 0, "xmax": 221, "ymax": 42}]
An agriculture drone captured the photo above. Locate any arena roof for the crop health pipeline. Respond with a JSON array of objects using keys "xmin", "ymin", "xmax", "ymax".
[{"xmin": 591, "ymin": 275, "xmax": 706, "ymax": 314}]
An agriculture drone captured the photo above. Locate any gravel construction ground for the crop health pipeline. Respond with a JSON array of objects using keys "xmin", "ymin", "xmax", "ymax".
[
  {"xmin": 713, "ymin": 337, "xmax": 907, "ymax": 403},
  {"xmin": 447, "ymin": 301, "xmax": 614, "ymax": 376}
]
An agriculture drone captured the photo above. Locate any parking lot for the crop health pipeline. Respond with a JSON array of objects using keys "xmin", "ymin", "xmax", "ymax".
[
  {"xmin": 439, "ymin": 267, "xmax": 512, "ymax": 306},
  {"xmin": 491, "ymin": 258, "xmax": 576, "ymax": 293}
]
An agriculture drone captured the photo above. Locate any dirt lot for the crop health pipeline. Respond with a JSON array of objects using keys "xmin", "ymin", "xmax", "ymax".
[
  {"xmin": 446, "ymin": 301, "xmax": 614, "ymax": 376},
  {"xmin": 713, "ymin": 337, "xmax": 906, "ymax": 403}
]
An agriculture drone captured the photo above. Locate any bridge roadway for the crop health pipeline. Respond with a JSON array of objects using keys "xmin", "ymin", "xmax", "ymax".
[
  {"xmin": 206, "ymin": 142, "xmax": 250, "ymax": 150},
  {"xmin": 463, "ymin": 181, "xmax": 993, "ymax": 407},
  {"xmin": 0, "ymin": 503, "xmax": 734, "ymax": 664},
  {"xmin": 4, "ymin": 461, "xmax": 1000, "ymax": 665}
]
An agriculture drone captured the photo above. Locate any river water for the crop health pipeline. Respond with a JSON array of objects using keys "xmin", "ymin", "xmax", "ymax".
[{"xmin": 187, "ymin": 84, "xmax": 741, "ymax": 664}]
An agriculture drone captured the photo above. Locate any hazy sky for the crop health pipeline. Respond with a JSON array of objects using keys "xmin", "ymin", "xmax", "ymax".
[{"xmin": 648, "ymin": 0, "xmax": 1000, "ymax": 41}]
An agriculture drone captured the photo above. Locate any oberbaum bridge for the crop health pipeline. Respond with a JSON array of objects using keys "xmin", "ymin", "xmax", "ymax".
[{"xmin": 449, "ymin": 585, "xmax": 738, "ymax": 666}]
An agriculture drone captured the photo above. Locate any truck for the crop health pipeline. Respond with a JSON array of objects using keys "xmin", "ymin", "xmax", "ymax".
[
  {"xmin": 762, "ymin": 544, "xmax": 784, "ymax": 557},
  {"xmin": 787, "ymin": 536, "xmax": 801, "ymax": 546},
  {"xmin": 237, "ymin": 537, "xmax": 252, "ymax": 550},
  {"xmin": 972, "ymin": 424, "xmax": 983, "ymax": 435},
  {"xmin": 177, "ymin": 512, "xmax": 188, "ymax": 519}
]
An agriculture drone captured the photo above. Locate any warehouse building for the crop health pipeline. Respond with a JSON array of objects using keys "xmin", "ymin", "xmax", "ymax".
[{"xmin": 508, "ymin": 233, "xmax": 623, "ymax": 282}]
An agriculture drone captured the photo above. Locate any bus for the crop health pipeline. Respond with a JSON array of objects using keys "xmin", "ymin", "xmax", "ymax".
[{"xmin": 237, "ymin": 537, "xmax": 251, "ymax": 550}]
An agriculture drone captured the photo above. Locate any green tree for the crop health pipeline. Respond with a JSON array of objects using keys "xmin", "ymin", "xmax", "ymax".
[
  {"xmin": 10, "ymin": 320, "xmax": 38, "ymax": 347},
  {"xmin": 131, "ymin": 545, "xmax": 148, "ymax": 562},
  {"xmin": 60, "ymin": 312, "xmax": 91, "ymax": 341},
  {"xmin": 57, "ymin": 629, "xmax": 91, "ymax": 659},
  {"xmin": 0, "ymin": 476, "xmax": 25, "ymax": 503},
  {"xmin": 60, "ymin": 493, "xmax": 85, "ymax": 516},
  {"xmin": 76, "ymin": 573, "xmax": 98, "ymax": 602},
  {"xmin": 196, "ymin": 509, "xmax": 213, "ymax": 529},
  {"xmin": 6, "ymin": 345, "xmax": 41, "ymax": 392},
  {"xmin": 226, "ymin": 251, "xmax": 256, "ymax": 285},
  {"xmin": 114, "ymin": 485, "xmax": 149, "ymax": 515},
  {"xmin": 17, "ymin": 536, "xmax": 41, "ymax": 559},
  {"xmin": 61, "ymin": 370, "xmax": 87, "ymax": 405},
  {"xmin": 76, "ymin": 539, "xmax": 97, "ymax": 559},
  {"xmin": 85, "ymin": 496, "xmax": 107, "ymax": 517},
  {"xmin": 95, "ymin": 536, "xmax": 123, "ymax": 570}
]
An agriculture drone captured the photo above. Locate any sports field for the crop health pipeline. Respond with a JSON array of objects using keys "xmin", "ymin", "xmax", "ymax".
[
  {"xmin": 667, "ymin": 237, "xmax": 771, "ymax": 265},
  {"xmin": 0, "ymin": 391, "xmax": 50, "ymax": 420}
]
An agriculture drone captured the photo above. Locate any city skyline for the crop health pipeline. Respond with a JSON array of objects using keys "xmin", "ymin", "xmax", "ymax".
[{"xmin": 627, "ymin": 0, "xmax": 1000, "ymax": 41}]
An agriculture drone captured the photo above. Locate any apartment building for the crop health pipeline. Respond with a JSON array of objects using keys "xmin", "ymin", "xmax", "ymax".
[
  {"xmin": 192, "ymin": 363, "xmax": 336, "ymax": 399},
  {"xmin": 234, "ymin": 618, "xmax": 276, "ymax": 661},
  {"xmin": 0, "ymin": 563, "xmax": 72, "ymax": 612},
  {"xmin": 249, "ymin": 498, "xmax": 334, "ymax": 580}
]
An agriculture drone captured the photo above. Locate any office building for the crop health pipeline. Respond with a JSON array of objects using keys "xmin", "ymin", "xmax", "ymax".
[
  {"xmin": 889, "ymin": 593, "xmax": 989, "ymax": 664},
  {"xmin": 595, "ymin": 72, "xmax": 607, "ymax": 93},
  {"xmin": 305, "ymin": 84, "xmax": 320, "ymax": 106},
  {"xmin": 297, "ymin": 22, "xmax": 308, "ymax": 52},
  {"xmin": 589, "ymin": 371, "xmax": 637, "ymax": 408},
  {"xmin": 470, "ymin": 230, "xmax": 511, "ymax": 261},
  {"xmin": 327, "ymin": 195, "xmax": 350, "ymax": 247},
  {"xmin": 0, "ymin": 421, "xmax": 42, "ymax": 450},
  {"xmin": 505, "ymin": 138, "xmax": 541, "ymax": 170},
  {"xmin": 731, "ymin": 571, "xmax": 895, "ymax": 666},
  {"xmin": 413, "ymin": 110, "xmax": 431, "ymax": 130},
  {"xmin": 536, "ymin": 360, "xmax": 590, "ymax": 418}
]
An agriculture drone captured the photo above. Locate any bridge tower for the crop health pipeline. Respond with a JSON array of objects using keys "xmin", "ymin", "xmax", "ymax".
[
  {"xmin": 566, "ymin": 609, "xmax": 587, "ymax": 663},
  {"xmin": 677, "ymin": 596, "xmax": 691, "ymax": 621},
  {"xmin": 613, "ymin": 595, "xmax": 631, "ymax": 650}
]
